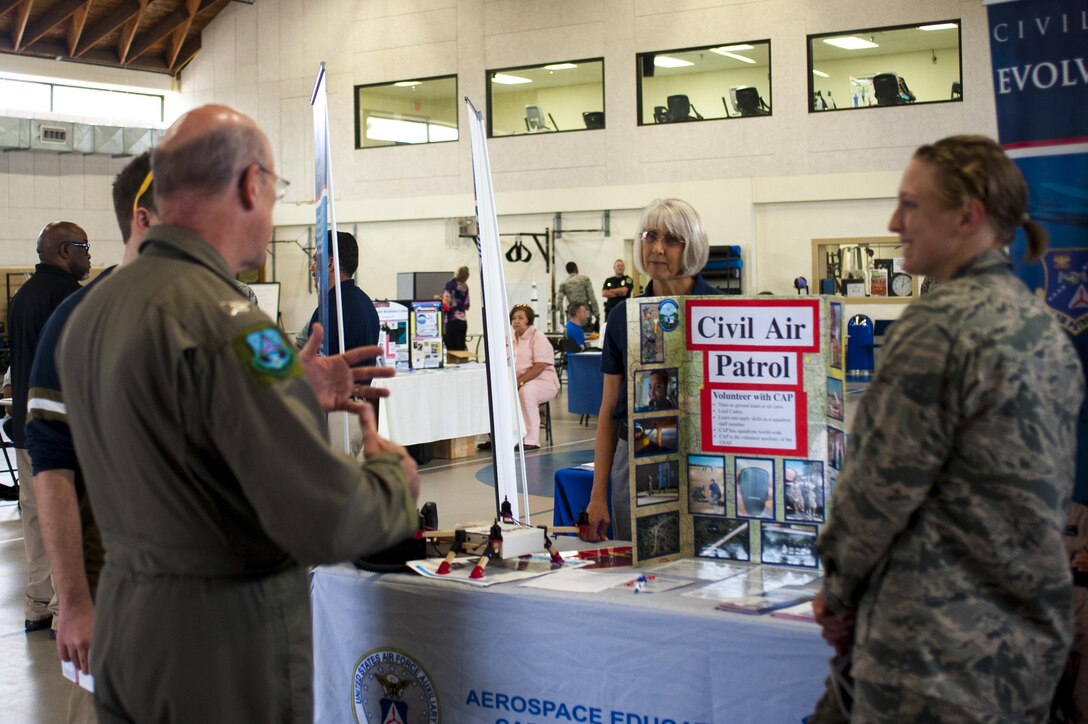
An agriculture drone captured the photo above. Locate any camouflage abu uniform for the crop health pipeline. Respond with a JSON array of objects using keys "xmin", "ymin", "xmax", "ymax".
[
  {"xmin": 815, "ymin": 249, "xmax": 1084, "ymax": 720},
  {"xmin": 558, "ymin": 273, "xmax": 599, "ymax": 321}
]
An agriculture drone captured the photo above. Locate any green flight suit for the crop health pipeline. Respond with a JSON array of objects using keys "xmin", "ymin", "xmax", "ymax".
[{"xmin": 57, "ymin": 225, "xmax": 416, "ymax": 723}]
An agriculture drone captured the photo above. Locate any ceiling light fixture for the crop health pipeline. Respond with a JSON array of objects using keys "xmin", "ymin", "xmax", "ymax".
[
  {"xmin": 812, "ymin": 69, "xmax": 830, "ymax": 78},
  {"xmin": 491, "ymin": 73, "xmax": 532, "ymax": 85},
  {"xmin": 544, "ymin": 63, "xmax": 577, "ymax": 70},
  {"xmin": 822, "ymin": 36, "xmax": 879, "ymax": 50},
  {"xmin": 653, "ymin": 56, "xmax": 693, "ymax": 68},
  {"xmin": 711, "ymin": 44, "xmax": 755, "ymax": 53},
  {"xmin": 394, "ymin": 81, "xmax": 421, "ymax": 87},
  {"xmin": 715, "ymin": 51, "xmax": 757, "ymax": 64},
  {"xmin": 918, "ymin": 23, "xmax": 957, "ymax": 31}
]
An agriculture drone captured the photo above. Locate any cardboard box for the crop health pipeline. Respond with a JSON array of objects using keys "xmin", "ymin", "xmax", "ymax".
[{"xmin": 434, "ymin": 435, "xmax": 477, "ymax": 459}]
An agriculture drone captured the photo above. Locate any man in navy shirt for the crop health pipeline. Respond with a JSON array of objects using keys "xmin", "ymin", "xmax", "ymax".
[{"xmin": 306, "ymin": 231, "xmax": 379, "ymax": 368}]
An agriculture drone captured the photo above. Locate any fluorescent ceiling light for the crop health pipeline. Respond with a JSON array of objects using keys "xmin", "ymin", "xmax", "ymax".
[
  {"xmin": 653, "ymin": 56, "xmax": 693, "ymax": 68},
  {"xmin": 711, "ymin": 44, "xmax": 754, "ymax": 53},
  {"xmin": 812, "ymin": 69, "xmax": 830, "ymax": 78},
  {"xmin": 822, "ymin": 36, "xmax": 879, "ymax": 50},
  {"xmin": 544, "ymin": 63, "xmax": 577, "ymax": 70},
  {"xmin": 491, "ymin": 73, "xmax": 532, "ymax": 85},
  {"xmin": 715, "ymin": 51, "xmax": 756, "ymax": 64},
  {"xmin": 393, "ymin": 81, "xmax": 421, "ymax": 87},
  {"xmin": 918, "ymin": 23, "xmax": 957, "ymax": 31}
]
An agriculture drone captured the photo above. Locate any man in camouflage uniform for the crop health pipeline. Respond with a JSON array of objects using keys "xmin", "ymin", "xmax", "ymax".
[
  {"xmin": 557, "ymin": 262, "xmax": 598, "ymax": 329},
  {"xmin": 812, "ymin": 250, "xmax": 1083, "ymax": 722}
]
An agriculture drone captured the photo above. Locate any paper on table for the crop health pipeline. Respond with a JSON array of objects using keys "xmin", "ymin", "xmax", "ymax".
[
  {"xmin": 520, "ymin": 569, "xmax": 634, "ymax": 593},
  {"xmin": 682, "ymin": 566, "xmax": 818, "ymax": 602},
  {"xmin": 648, "ymin": 558, "xmax": 750, "ymax": 582}
]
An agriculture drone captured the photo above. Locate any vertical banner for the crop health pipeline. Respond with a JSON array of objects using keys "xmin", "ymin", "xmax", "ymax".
[
  {"xmin": 311, "ymin": 63, "xmax": 349, "ymax": 452},
  {"xmin": 465, "ymin": 97, "xmax": 528, "ymax": 521},
  {"xmin": 986, "ymin": 0, "xmax": 1088, "ymax": 497}
]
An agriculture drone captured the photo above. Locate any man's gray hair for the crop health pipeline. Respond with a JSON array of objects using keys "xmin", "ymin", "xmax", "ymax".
[{"xmin": 151, "ymin": 125, "xmax": 266, "ymax": 198}]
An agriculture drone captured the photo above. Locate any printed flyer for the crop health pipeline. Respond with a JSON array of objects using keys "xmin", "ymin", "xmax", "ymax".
[{"xmin": 625, "ymin": 295, "xmax": 847, "ymax": 566}]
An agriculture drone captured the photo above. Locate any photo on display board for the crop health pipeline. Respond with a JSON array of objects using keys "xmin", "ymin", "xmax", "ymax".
[
  {"xmin": 635, "ymin": 510, "xmax": 682, "ymax": 561},
  {"xmin": 687, "ymin": 454, "xmax": 727, "ymax": 515},
  {"xmin": 826, "ymin": 376, "xmax": 844, "ymax": 422},
  {"xmin": 632, "ymin": 416, "xmax": 679, "ymax": 459},
  {"xmin": 636, "ymin": 459, "xmax": 681, "ymax": 507},
  {"xmin": 693, "ymin": 516, "xmax": 750, "ymax": 561},
  {"xmin": 783, "ymin": 459, "xmax": 825, "ymax": 524},
  {"xmin": 827, "ymin": 467, "xmax": 837, "ymax": 504},
  {"xmin": 734, "ymin": 457, "xmax": 775, "ymax": 520},
  {"xmin": 829, "ymin": 301, "xmax": 843, "ymax": 369},
  {"xmin": 827, "ymin": 426, "xmax": 846, "ymax": 471},
  {"xmin": 634, "ymin": 368, "xmax": 679, "ymax": 412},
  {"xmin": 760, "ymin": 523, "xmax": 819, "ymax": 569},
  {"xmin": 639, "ymin": 302, "xmax": 665, "ymax": 364}
]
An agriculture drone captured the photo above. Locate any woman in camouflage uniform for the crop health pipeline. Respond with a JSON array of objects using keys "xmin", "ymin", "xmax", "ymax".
[{"xmin": 811, "ymin": 136, "xmax": 1085, "ymax": 722}]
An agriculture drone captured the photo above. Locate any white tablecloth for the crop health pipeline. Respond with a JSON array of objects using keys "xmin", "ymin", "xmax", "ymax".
[{"xmin": 371, "ymin": 365, "xmax": 490, "ymax": 446}]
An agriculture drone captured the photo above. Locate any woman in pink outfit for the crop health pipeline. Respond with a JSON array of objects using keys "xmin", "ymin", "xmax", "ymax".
[{"xmin": 510, "ymin": 304, "xmax": 559, "ymax": 450}]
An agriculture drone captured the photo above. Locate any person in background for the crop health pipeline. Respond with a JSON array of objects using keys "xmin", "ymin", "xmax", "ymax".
[
  {"xmin": 601, "ymin": 258, "xmax": 633, "ymax": 320},
  {"xmin": 564, "ymin": 303, "xmax": 588, "ymax": 351},
  {"xmin": 303, "ymin": 230, "xmax": 379, "ymax": 368},
  {"xmin": 27, "ymin": 151, "xmax": 157, "ymax": 724},
  {"xmin": 581, "ymin": 199, "xmax": 719, "ymax": 542},
  {"xmin": 56, "ymin": 104, "xmax": 419, "ymax": 723},
  {"xmin": 810, "ymin": 135, "xmax": 1084, "ymax": 722},
  {"xmin": 442, "ymin": 266, "xmax": 470, "ymax": 351},
  {"xmin": 510, "ymin": 304, "xmax": 559, "ymax": 451},
  {"xmin": 9, "ymin": 221, "xmax": 91, "ymax": 635},
  {"xmin": 557, "ymin": 262, "xmax": 598, "ymax": 331},
  {"xmin": 0, "ymin": 367, "xmax": 16, "ymax": 502}
]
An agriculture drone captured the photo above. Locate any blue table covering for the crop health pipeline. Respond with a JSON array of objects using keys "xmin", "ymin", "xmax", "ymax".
[
  {"xmin": 553, "ymin": 466, "xmax": 613, "ymax": 539},
  {"xmin": 567, "ymin": 351, "xmax": 604, "ymax": 416}
]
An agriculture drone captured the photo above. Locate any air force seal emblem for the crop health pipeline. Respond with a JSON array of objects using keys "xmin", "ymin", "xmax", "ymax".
[
  {"xmin": 1044, "ymin": 248, "xmax": 1088, "ymax": 335},
  {"xmin": 230, "ymin": 325, "xmax": 302, "ymax": 384},
  {"xmin": 353, "ymin": 648, "xmax": 440, "ymax": 724}
]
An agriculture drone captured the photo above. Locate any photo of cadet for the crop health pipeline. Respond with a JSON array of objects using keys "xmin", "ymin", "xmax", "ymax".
[
  {"xmin": 634, "ymin": 368, "xmax": 678, "ymax": 412},
  {"xmin": 760, "ymin": 523, "xmax": 819, "ymax": 569},
  {"xmin": 826, "ymin": 376, "xmax": 844, "ymax": 421},
  {"xmin": 639, "ymin": 302, "xmax": 664, "ymax": 363},
  {"xmin": 631, "ymin": 417, "xmax": 679, "ymax": 458},
  {"xmin": 784, "ymin": 459, "xmax": 825, "ymax": 523},
  {"xmin": 636, "ymin": 460, "xmax": 680, "ymax": 507},
  {"xmin": 827, "ymin": 426, "xmax": 846, "ymax": 470},
  {"xmin": 688, "ymin": 454, "xmax": 726, "ymax": 515},
  {"xmin": 635, "ymin": 510, "xmax": 681, "ymax": 561},
  {"xmin": 829, "ymin": 301, "xmax": 843, "ymax": 369},
  {"xmin": 694, "ymin": 517, "xmax": 750, "ymax": 561},
  {"xmin": 734, "ymin": 457, "xmax": 775, "ymax": 519}
]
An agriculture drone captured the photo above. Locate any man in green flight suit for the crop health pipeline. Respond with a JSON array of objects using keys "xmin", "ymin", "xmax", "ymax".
[{"xmin": 57, "ymin": 104, "xmax": 420, "ymax": 723}]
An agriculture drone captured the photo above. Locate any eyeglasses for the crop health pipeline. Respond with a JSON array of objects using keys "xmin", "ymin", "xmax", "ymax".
[
  {"xmin": 63, "ymin": 241, "xmax": 90, "ymax": 252},
  {"xmin": 639, "ymin": 230, "xmax": 685, "ymax": 249},
  {"xmin": 257, "ymin": 164, "xmax": 290, "ymax": 201}
]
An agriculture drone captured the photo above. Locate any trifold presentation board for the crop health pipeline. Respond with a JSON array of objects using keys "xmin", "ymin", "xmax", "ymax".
[
  {"xmin": 409, "ymin": 301, "xmax": 444, "ymax": 369},
  {"xmin": 624, "ymin": 295, "xmax": 848, "ymax": 568}
]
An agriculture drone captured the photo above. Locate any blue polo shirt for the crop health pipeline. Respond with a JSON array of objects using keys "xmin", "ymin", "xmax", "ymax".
[
  {"xmin": 565, "ymin": 320, "xmax": 585, "ymax": 349},
  {"xmin": 601, "ymin": 274, "xmax": 723, "ymax": 424}
]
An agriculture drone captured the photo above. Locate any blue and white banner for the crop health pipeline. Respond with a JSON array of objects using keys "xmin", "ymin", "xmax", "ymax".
[{"xmin": 986, "ymin": 0, "xmax": 1088, "ymax": 498}]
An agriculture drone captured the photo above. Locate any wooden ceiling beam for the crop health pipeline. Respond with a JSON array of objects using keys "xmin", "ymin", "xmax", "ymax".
[
  {"xmin": 11, "ymin": 0, "xmax": 34, "ymax": 51},
  {"xmin": 114, "ymin": 0, "xmax": 145, "ymax": 64},
  {"xmin": 164, "ymin": 0, "xmax": 198, "ymax": 71},
  {"xmin": 22, "ymin": 0, "xmax": 84, "ymax": 49},
  {"xmin": 74, "ymin": 0, "xmax": 139, "ymax": 56},
  {"xmin": 66, "ymin": 0, "xmax": 93, "ymax": 56},
  {"xmin": 126, "ymin": 0, "xmax": 213, "ymax": 63},
  {"xmin": 0, "ymin": 0, "xmax": 24, "ymax": 18}
]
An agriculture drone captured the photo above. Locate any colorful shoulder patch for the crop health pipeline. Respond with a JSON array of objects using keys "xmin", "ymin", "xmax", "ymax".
[{"xmin": 230, "ymin": 325, "xmax": 302, "ymax": 384}]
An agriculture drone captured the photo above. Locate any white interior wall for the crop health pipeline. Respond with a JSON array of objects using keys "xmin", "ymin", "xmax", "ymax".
[{"xmin": 0, "ymin": 0, "xmax": 993, "ymax": 334}]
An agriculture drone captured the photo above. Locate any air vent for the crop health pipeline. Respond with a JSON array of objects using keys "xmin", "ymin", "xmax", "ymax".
[{"xmin": 40, "ymin": 125, "xmax": 68, "ymax": 144}]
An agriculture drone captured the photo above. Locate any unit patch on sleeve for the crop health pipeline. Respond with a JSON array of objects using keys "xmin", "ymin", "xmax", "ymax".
[{"xmin": 230, "ymin": 325, "xmax": 302, "ymax": 384}]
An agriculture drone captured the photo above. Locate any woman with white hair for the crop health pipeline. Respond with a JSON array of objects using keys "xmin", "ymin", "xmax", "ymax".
[{"xmin": 581, "ymin": 198, "xmax": 721, "ymax": 541}]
